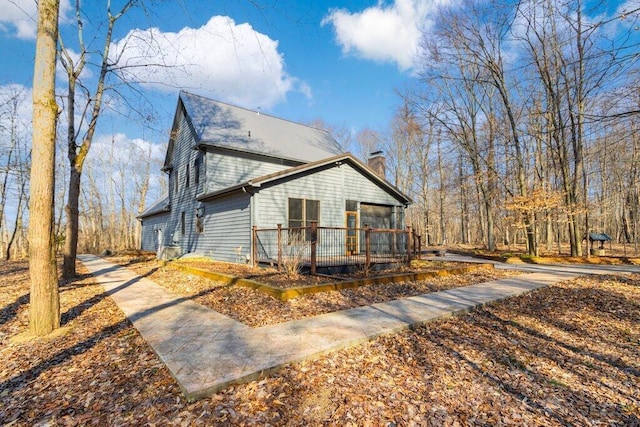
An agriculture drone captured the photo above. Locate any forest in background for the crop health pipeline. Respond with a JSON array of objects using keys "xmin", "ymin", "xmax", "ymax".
[
  {"xmin": 1, "ymin": 0, "xmax": 639, "ymax": 260},
  {"xmin": 360, "ymin": 0, "xmax": 640, "ymax": 257},
  {"xmin": 0, "ymin": 84, "xmax": 166, "ymax": 260}
]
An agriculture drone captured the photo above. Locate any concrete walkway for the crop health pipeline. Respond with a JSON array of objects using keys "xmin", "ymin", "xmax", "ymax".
[
  {"xmin": 78, "ymin": 255, "xmax": 593, "ymax": 401},
  {"xmin": 442, "ymin": 253, "xmax": 640, "ymax": 275}
]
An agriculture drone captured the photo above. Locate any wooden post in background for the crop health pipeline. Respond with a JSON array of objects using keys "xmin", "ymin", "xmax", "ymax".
[
  {"xmin": 252, "ymin": 225, "xmax": 258, "ymax": 267},
  {"xmin": 277, "ymin": 224, "xmax": 282, "ymax": 271},
  {"xmin": 406, "ymin": 225, "xmax": 413, "ymax": 264},
  {"xmin": 310, "ymin": 221, "xmax": 318, "ymax": 275},
  {"xmin": 365, "ymin": 224, "xmax": 371, "ymax": 272}
]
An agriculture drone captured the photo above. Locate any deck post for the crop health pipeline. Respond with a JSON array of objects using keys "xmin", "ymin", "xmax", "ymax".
[
  {"xmin": 392, "ymin": 231, "xmax": 396, "ymax": 258},
  {"xmin": 406, "ymin": 226, "xmax": 413, "ymax": 265},
  {"xmin": 252, "ymin": 225, "xmax": 258, "ymax": 267},
  {"xmin": 365, "ymin": 224, "xmax": 371, "ymax": 271},
  {"xmin": 417, "ymin": 233, "xmax": 422, "ymax": 260},
  {"xmin": 277, "ymin": 224, "xmax": 282, "ymax": 271},
  {"xmin": 310, "ymin": 221, "xmax": 318, "ymax": 275}
]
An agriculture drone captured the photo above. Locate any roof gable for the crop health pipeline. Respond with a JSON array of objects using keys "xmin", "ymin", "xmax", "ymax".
[
  {"xmin": 163, "ymin": 98, "xmax": 188, "ymax": 171},
  {"xmin": 179, "ymin": 91, "xmax": 343, "ymax": 163},
  {"xmin": 197, "ymin": 153, "xmax": 412, "ymax": 205}
]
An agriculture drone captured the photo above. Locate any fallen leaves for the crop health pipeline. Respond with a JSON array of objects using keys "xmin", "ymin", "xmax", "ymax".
[
  {"xmin": 116, "ymin": 256, "xmax": 520, "ymax": 327},
  {"xmin": 1, "ymin": 258, "xmax": 639, "ymax": 425}
]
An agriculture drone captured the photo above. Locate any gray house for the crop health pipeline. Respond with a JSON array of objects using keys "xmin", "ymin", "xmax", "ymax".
[{"xmin": 139, "ymin": 91, "xmax": 412, "ymax": 263}]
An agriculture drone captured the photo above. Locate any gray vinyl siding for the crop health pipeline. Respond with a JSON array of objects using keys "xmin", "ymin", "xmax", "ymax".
[
  {"xmin": 140, "ymin": 213, "xmax": 169, "ymax": 252},
  {"xmin": 205, "ymin": 151, "xmax": 289, "ymax": 193},
  {"xmin": 164, "ymin": 110, "xmax": 201, "ymax": 255},
  {"xmin": 254, "ymin": 163, "xmax": 402, "ymax": 228},
  {"xmin": 342, "ymin": 166, "xmax": 403, "ymax": 206},
  {"xmin": 144, "ymin": 98, "xmax": 407, "ymax": 263},
  {"xmin": 253, "ymin": 163, "xmax": 405, "ymax": 257},
  {"xmin": 158, "ymin": 109, "xmax": 280, "ymax": 261},
  {"xmin": 194, "ymin": 192, "xmax": 252, "ymax": 262}
]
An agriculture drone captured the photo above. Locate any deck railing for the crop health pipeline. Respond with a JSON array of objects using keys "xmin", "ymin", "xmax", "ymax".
[{"xmin": 252, "ymin": 222, "xmax": 420, "ymax": 274}]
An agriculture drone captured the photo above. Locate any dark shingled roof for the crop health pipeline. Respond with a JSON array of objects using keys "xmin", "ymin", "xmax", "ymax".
[
  {"xmin": 180, "ymin": 91, "xmax": 343, "ymax": 163},
  {"xmin": 138, "ymin": 193, "xmax": 170, "ymax": 219}
]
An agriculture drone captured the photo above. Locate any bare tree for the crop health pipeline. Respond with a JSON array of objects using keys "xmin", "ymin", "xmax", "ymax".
[
  {"xmin": 307, "ymin": 118, "xmax": 353, "ymax": 153},
  {"xmin": 386, "ymin": 97, "xmax": 418, "ymax": 195},
  {"xmin": 59, "ymin": 0, "xmax": 136, "ymax": 278},
  {"xmin": 422, "ymin": 25, "xmax": 502, "ymax": 252},
  {"xmin": 6, "ymin": 169, "xmax": 28, "ymax": 260},
  {"xmin": 0, "ymin": 87, "xmax": 30, "ymax": 259},
  {"xmin": 355, "ymin": 128, "xmax": 382, "ymax": 163},
  {"xmin": 29, "ymin": 0, "xmax": 60, "ymax": 336},
  {"xmin": 513, "ymin": 0, "xmax": 638, "ymax": 256},
  {"xmin": 404, "ymin": 0, "xmax": 640, "ymax": 255}
]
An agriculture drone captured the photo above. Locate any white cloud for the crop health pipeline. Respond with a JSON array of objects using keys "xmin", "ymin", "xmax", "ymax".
[
  {"xmin": 92, "ymin": 132, "xmax": 165, "ymax": 166},
  {"xmin": 0, "ymin": 84, "xmax": 32, "ymax": 151},
  {"xmin": 322, "ymin": 0, "xmax": 452, "ymax": 71},
  {"xmin": 298, "ymin": 80, "xmax": 313, "ymax": 100},
  {"xmin": 109, "ymin": 15, "xmax": 305, "ymax": 109},
  {"xmin": 88, "ymin": 132, "xmax": 167, "ymax": 203},
  {"xmin": 0, "ymin": 0, "xmax": 72, "ymax": 40},
  {"xmin": 0, "ymin": 83, "xmax": 32, "ymax": 123},
  {"xmin": 56, "ymin": 48, "xmax": 95, "ymax": 85}
]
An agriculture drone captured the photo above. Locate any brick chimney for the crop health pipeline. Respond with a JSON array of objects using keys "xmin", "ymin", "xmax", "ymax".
[{"xmin": 367, "ymin": 151, "xmax": 386, "ymax": 179}]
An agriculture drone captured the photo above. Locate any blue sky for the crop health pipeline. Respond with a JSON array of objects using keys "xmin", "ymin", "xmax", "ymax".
[
  {"xmin": 0, "ymin": 0, "xmax": 636, "ymax": 173},
  {"xmin": 0, "ymin": 0, "xmax": 447, "ymax": 153},
  {"xmin": 0, "ymin": 0, "xmax": 637, "ymax": 228},
  {"xmin": 2, "ymin": 0, "xmax": 636, "ymax": 146}
]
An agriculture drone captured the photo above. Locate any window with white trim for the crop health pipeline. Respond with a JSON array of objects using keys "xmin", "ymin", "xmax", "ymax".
[{"xmin": 288, "ymin": 198, "xmax": 319, "ymax": 241}]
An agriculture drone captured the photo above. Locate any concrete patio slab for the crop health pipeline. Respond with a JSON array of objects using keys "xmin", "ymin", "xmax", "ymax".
[{"xmin": 78, "ymin": 254, "xmax": 597, "ymax": 401}]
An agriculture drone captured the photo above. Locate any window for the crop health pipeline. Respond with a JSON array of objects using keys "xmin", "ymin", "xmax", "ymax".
[
  {"xmin": 181, "ymin": 211, "xmax": 186, "ymax": 235},
  {"xmin": 185, "ymin": 162, "xmax": 190, "ymax": 188},
  {"xmin": 288, "ymin": 198, "xmax": 303, "ymax": 230},
  {"xmin": 173, "ymin": 170, "xmax": 178, "ymax": 194},
  {"xmin": 194, "ymin": 153, "xmax": 202, "ymax": 185},
  {"xmin": 288, "ymin": 198, "xmax": 320, "ymax": 241},
  {"xmin": 195, "ymin": 206, "xmax": 204, "ymax": 234}
]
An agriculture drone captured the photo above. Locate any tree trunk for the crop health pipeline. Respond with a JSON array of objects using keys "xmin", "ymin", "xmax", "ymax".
[
  {"xmin": 62, "ymin": 68, "xmax": 77, "ymax": 278},
  {"xmin": 63, "ymin": 166, "xmax": 81, "ymax": 277},
  {"xmin": 29, "ymin": 0, "xmax": 60, "ymax": 336},
  {"xmin": 60, "ymin": 1, "xmax": 127, "ymax": 275},
  {"xmin": 6, "ymin": 178, "xmax": 26, "ymax": 260},
  {"xmin": 437, "ymin": 139, "xmax": 447, "ymax": 245}
]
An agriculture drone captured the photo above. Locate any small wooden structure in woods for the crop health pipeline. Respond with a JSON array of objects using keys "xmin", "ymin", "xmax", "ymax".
[{"xmin": 588, "ymin": 232, "xmax": 612, "ymax": 256}]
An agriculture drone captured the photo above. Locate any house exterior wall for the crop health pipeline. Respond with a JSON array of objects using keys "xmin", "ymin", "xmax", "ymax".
[
  {"xmin": 205, "ymin": 150, "xmax": 291, "ymax": 194},
  {"xmin": 195, "ymin": 192, "xmax": 252, "ymax": 263},
  {"xmin": 163, "ymin": 108, "xmax": 201, "ymax": 255},
  {"xmin": 143, "ymin": 94, "xmax": 409, "ymax": 264},
  {"xmin": 140, "ymin": 213, "xmax": 169, "ymax": 252},
  {"xmin": 341, "ymin": 165, "xmax": 404, "ymax": 209},
  {"xmin": 253, "ymin": 162, "xmax": 405, "ymax": 257},
  {"xmin": 253, "ymin": 162, "xmax": 403, "ymax": 228}
]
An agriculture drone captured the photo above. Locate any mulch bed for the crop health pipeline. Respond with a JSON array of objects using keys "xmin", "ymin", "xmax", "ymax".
[
  {"xmin": 109, "ymin": 255, "xmax": 517, "ymax": 327},
  {"xmin": 151, "ymin": 256, "xmax": 479, "ymax": 289},
  {"xmin": 1, "ymin": 258, "xmax": 638, "ymax": 425}
]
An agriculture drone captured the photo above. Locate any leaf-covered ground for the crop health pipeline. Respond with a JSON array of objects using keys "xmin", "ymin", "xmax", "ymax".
[
  {"xmin": 108, "ymin": 253, "xmax": 489, "ymax": 288},
  {"xmin": 111, "ymin": 256, "xmax": 519, "ymax": 327},
  {"xmin": 1, "ymin": 259, "xmax": 639, "ymax": 425}
]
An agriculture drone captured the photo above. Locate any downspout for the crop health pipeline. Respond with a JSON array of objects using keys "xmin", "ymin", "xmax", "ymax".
[{"xmin": 245, "ymin": 185, "xmax": 255, "ymax": 265}]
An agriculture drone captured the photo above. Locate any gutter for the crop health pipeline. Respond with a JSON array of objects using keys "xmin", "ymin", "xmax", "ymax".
[{"xmin": 196, "ymin": 182, "xmax": 258, "ymax": 201}]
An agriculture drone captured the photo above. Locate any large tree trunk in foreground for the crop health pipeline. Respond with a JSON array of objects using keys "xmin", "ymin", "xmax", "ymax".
[{"xmin": 29, "ymin": 0, "xmax": 60, "ymax": 336}]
